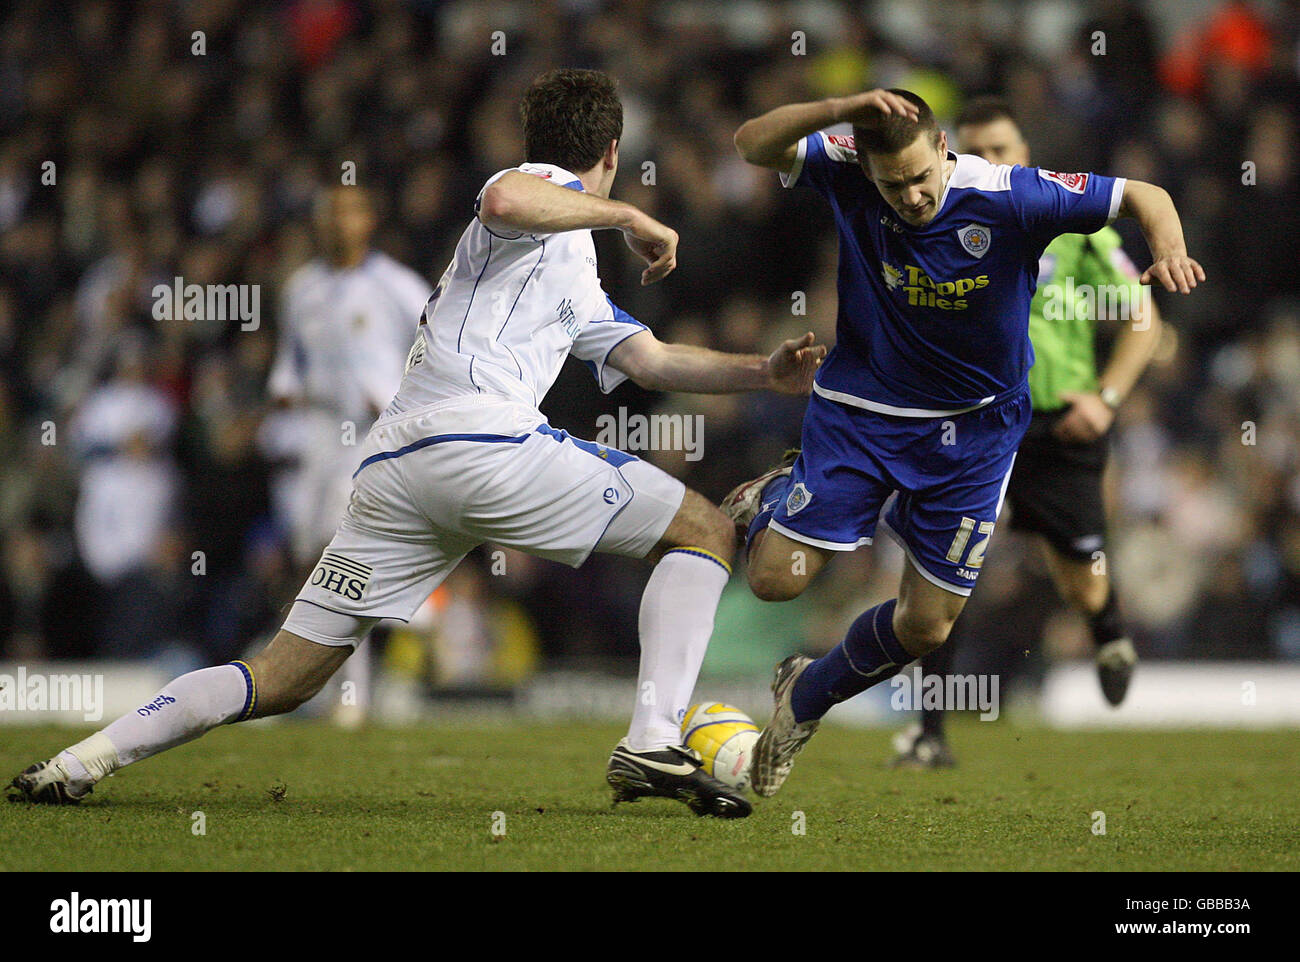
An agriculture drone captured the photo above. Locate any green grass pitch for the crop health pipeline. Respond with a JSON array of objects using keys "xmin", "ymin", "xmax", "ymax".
[{"xmin": 2, "ymin": 721, "xmax": 1296, "ymax": 871}]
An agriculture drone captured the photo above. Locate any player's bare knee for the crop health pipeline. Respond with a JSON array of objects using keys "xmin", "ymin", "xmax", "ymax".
[
  {"xmin": 747, "ymin": 563, "xmax": 803, "ymax": 602},
  {"xmin": 662, "ymin": 490, "xmax": 735, "ymax": 566},
  {"xmin": 894, "ymin": 610, "xmax": 956, "ymax": 655},
  {"xmin": 1068, "ymin": 575, "xmax": 1109, "ymax": 615}
]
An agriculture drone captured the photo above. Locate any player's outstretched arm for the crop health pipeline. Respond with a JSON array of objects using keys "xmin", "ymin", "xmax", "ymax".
[
  {"xmin": 1117, "ymin": 180, "xmax": 1206, "ymax": 294},
  {"xmin": 478, "ymin": 171, "xmax": 676, "ymax": 284},
  {"xmin": 733, "ymin": 89, "xmax": 919, "ymax": 170},
  {"xmin": 608, "ymin": 330, "xmax": 825, "ymax": 395}
]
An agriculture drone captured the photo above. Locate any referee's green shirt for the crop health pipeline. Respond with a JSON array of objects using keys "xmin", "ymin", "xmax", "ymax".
[{"xmin": 1029, "ymin": 228, "xmax": 1143, "ymax": 413}]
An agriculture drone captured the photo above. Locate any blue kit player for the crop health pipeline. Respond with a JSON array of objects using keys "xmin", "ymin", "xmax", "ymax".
[{"xmin": 725, "ymin": 88, "xmax": 1204, "ymax": 796}]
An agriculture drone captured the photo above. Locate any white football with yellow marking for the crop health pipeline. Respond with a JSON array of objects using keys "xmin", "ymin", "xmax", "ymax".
[{"xmin": 681, "ymin": 702, "xmax": 759, "ymax": 792}]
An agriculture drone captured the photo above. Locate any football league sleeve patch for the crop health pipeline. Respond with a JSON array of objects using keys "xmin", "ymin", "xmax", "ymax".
[{"xmin": 1011, "ymin": 165, "xmax": 1126, "ymax": 239}]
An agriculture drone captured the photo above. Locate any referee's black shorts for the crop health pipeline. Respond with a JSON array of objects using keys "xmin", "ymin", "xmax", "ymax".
[{"xmin": 1003, "ymin": 410, "xmax": 1110, "ymax": 561}]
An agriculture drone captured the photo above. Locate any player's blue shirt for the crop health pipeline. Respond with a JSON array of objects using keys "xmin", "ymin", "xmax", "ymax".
[{"xmin": 782, "ymin": 131, "xmax": 1126, "ymax": 415}]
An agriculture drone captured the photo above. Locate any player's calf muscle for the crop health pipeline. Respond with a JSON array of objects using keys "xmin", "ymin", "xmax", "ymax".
[{"xmin": 245, "ymin": 630, "xmax": 350, "ymax": 717}]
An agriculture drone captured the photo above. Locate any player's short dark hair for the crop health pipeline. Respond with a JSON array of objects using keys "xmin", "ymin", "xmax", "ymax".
[
  {"xmin": 956, "ymin": 96, "xmax": 1018, "ymax": 130},
  {"xmin": 520, "ymin": 68, "xmax": 623, "ymax": 173},
  {"xmin": 853, "ymin": 89, "xmax": 940, "ymax": 155}
]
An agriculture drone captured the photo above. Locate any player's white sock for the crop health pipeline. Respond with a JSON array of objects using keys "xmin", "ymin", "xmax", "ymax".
[
  {"xmin": 627, "ymin": 548, "xmax": 731, "ymax": 752},
  {"xmin": 64, "ymin": 663, "xmax": 255, "ymax": 790}
]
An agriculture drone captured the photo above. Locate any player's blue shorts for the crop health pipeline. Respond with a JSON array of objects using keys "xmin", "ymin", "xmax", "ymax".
[{"xmin": 770, "ymin": 385, "xmax": 1031, "ymax": 595}]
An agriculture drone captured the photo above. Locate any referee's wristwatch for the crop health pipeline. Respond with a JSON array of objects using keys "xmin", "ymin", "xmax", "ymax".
[{"xmin": 1099, "ymin": 386, "xmax": 1123, "ymax": 411}]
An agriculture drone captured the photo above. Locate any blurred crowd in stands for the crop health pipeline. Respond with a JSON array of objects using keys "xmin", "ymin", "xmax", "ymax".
[{"xmin": 1, "ymin": 0, "xmax": 1298, "ymax": 688}]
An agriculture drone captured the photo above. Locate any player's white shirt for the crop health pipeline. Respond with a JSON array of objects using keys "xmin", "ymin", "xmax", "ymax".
[
  {"xmin": 285, "ymin": 163, "xmax": 685, "ymax": 633},
  {"xmin": 268, "ymin": 251, "xmax": 433, "ymax": 420},
  {"xmin": 385, "ymin": 162, "xmax": 646, "ymax": 419}
]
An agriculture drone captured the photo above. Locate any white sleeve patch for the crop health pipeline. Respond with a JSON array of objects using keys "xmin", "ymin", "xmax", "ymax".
[{"xmin": 1107, "ymin": 178, "xmax": 1126, "ymax": 223}]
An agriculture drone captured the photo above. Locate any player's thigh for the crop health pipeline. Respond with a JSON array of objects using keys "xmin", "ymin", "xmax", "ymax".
[
  {"xmin": 747, "ymin": 525, "xmax": 834, "ymax": 602},
  {"xmin": 883, "ymin": 389, "xmax": 1030, "ymax": 599},
  {"xmin": 290, "ymin": 411, "xmax": 360, "ymax": 566},
  {"xmin": 244, "ymin": 628, "xmax": 354, "ymax": 717},
  {"xmin": 452, "ymin": 426, "xmax": 688, "ymax": 567},
  {"xmin": 1005, "ymin": 420, "xmax": 1110, "ymax": 563},
  {"xmin": 767, "ymin": 395, "xmax": 892, "ymax": 554},
  {"xmin": 292, "ymin": 447, "xmax": 482, "ymax": 634},
  {"xmin": 752, "ymin": 396, "xmax": 894, "ymax": 600}
]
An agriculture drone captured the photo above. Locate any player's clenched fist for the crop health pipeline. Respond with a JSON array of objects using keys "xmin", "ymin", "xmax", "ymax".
[
  {"xmin": 765, "ymin": 331, "xmax": 827, "ymax": 395},
  {"xmin": 622, "ymin": 210, "xmax": 678, "ymax": 286}
]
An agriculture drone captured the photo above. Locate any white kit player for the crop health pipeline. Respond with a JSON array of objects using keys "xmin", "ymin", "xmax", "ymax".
[
  {"xmin": 265, "ymin": 185, "xmax": 432, "ymax": 725},
  {"xmin": 10, "ymin": 69, "xmax": 825, "ymax": 819}
]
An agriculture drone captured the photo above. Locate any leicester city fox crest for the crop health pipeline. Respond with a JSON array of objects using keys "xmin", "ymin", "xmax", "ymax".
[
  {"xmin": 786, "ymin": 482, "xmax": 813, "ymax": 515},
  {"xmin": 958, "ymin": 224, "xmax": 992, "ymax": 259}
]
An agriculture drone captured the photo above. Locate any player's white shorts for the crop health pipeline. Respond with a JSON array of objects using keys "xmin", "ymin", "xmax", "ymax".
[{"xmin": 283, "ymin": 395, "xmax": 685, "ymax": 647}]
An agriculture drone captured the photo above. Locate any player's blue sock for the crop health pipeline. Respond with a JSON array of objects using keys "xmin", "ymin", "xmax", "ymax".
[
  {"xmin": 790, "ymin": 599, "xmax": 912, "ymax": 723},
  {"xmin": 745, "ymin": 474, "xmax": 791, "ymax": 554}
]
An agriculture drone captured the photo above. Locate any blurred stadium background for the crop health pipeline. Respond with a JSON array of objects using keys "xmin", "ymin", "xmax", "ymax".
[{"xmin": 2, "ymin": 0, "xmax": 1299, "ymax": 728}]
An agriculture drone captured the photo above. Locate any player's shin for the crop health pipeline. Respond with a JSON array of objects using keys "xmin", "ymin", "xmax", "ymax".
[
  {"xmin": 791, "ymin": 599, "xmax": 912, "ymax": 723},
  {"xmin": 626, "ymin": 547, "xmax": 731, "ymax": 751},
  {"xmin": 56, "ymin": 662, "xmax": 257, "ymax": 795},
  {"xmin": 1089, "ymin": 586, "xmax": 1123, "ymax": 647}
]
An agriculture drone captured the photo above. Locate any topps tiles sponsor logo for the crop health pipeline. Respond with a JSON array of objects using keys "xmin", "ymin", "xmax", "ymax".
[
  {"xmin": 50, "ymin": 893, "xmax": 151, "ymax": 943},
  {"xmin": 881, "ymin": 261, "xmax": 989, "ymax": 310},
  {"xmin": 595, "ymin": 408, "xmax": 704, "ymax": 462},
  {"xmin": 0, "ymin": 667, "xmax": 103, "ymax": 722},
  {"xmin": 889, "ymin": 666, "xmax": 1000, "ymax": 721}
]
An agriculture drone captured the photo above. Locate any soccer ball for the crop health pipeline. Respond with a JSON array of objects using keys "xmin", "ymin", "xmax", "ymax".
[{"xmin": 681, "ymin": 702, "xmax": 759, "ymax": 792}]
